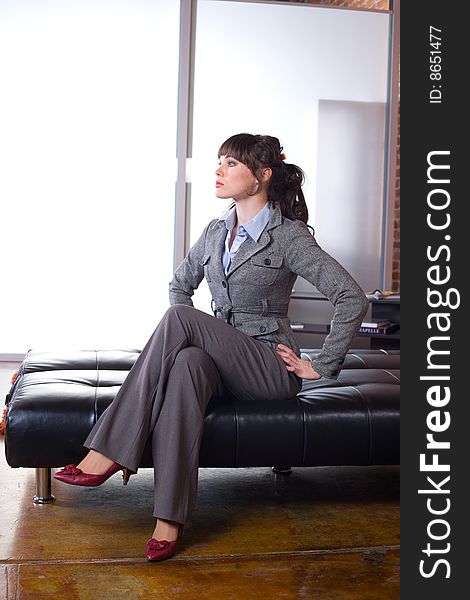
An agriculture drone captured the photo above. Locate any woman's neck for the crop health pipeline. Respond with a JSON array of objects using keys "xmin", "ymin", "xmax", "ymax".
[{"xmin": 234, "ymin": 196, "xmax": 268, "ymax": 226}]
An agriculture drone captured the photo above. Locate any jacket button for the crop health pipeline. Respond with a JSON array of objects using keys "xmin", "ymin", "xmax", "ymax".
[
  {"xmin": 222, "ymin": 281, "xmax": 227, "ymax": 288},
  {"xmin": 264, "ymin": 258, "xmax": 271, "ymax": 265},
  {"xmin": 331, "ymin": 370, "xmax": 338, "ymax": 377},
  {"xmin": 338, "ymin": 358, "xmax": 344, "ymax": 364},
  {"xmin": 259, "ymin": 326, "xmax": 266, "ymax": 333}
]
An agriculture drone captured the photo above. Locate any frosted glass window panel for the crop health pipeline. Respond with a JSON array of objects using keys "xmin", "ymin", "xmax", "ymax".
[
  {"xmin": 189, "ymin": 0, "xmax": 390, "ymax": 310},
  {"xmin": 0, "ymin": 0, "xmax": 179, "ymax": 354},
  {"xmin": 295, "ymin": 100, "xmax": 387, "ymax": 295}
]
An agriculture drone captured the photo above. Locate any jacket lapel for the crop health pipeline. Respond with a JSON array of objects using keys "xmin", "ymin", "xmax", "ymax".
[
  {"xmin": 208, "ymin": 219, "xmax": 230, "ymax": 282},
  {"xmin": 226, "ymin": 204, "xmax": 283, "ymax": 278}
]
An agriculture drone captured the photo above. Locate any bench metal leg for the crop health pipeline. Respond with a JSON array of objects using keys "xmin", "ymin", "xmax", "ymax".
[{"xmin": 33, "ymin": 468, "xmax": 56, "ymax": 504}]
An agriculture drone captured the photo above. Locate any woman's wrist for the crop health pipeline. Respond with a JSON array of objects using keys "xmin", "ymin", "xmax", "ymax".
[
  {"xmin": 308, "ymin": 362, "xmax": 322, "ymax": 380},
  {"xmin": 300, "ymin": 353, "xmax": 322, "ymax": 380}
]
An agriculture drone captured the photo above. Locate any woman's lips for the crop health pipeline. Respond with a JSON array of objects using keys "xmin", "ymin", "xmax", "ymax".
[{"xmin": 216, "ymin": 182, "xmax": 224, "ymax": 188}]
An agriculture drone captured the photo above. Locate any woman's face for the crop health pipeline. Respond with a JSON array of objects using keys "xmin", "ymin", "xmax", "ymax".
[{"xmin": 215, "ymin": 155, "xmax": 259, "ymax": 201}]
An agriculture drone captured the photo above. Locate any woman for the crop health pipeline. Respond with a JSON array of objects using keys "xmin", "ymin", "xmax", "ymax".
[{"xmin": 54, "ymin": 133, "xmax": 369, "ymax": 561}]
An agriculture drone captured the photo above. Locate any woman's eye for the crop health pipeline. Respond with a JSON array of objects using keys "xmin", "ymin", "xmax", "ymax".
[{"xmin": 228, "ymin": 161, "xmax": 237, "ymax": 167}]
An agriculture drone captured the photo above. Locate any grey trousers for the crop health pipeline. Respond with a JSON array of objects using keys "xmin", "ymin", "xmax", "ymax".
[{"xmin": 84, "ymin": 304, "xmax": 302, "ymax": 525}]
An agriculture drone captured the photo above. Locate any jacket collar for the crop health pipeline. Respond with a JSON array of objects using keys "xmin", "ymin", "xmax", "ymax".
[
  {"xmin": 211, "ymin": 202, "xmax": 283, "ymax": 232},
  {"xmin": 210, "ymin": 203, "xmax": 283, "ymax": 278},
  {"xmin": 220, "ymin": 202, "xmax": 271, "ymax": 243}
]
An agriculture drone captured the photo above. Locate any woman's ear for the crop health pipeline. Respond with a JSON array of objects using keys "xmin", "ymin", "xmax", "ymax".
[{"xmin": 260, "ymin": 167, "xmax": 272, "ymax": 183}]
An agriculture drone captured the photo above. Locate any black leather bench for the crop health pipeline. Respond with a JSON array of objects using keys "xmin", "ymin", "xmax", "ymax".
[{"xmin": 4, "ymin": 348, "xmax": 400, "ymax": 503}]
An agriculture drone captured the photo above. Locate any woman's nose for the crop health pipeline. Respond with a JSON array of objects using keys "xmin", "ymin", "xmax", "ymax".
[{"xmin": 215, "ymin": 165, "xmax": 222, "ymax": 176}]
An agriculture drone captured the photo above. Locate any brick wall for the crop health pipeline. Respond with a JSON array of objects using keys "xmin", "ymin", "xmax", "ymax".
[
  {"xmin": 316, "ymin": 0, "xmax": 389, "ymax": 9},
  {"xmin": 392, "ymin": 102, "xmax": 400, "ymax": 291}
]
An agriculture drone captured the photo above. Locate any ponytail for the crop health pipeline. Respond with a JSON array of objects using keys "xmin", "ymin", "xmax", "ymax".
[{"xmin": 268, "ymin": 160, "xmax": 308, "ymax": 224}]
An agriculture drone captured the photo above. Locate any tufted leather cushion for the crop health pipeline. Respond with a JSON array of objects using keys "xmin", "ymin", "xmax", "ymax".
[
  {"xmin": 300, "ymin": 348, "xmax": 400, "ymax": 370},
  {"xmin": 5, "ymin": 348, "xmax": 399, "ymax": 469}
]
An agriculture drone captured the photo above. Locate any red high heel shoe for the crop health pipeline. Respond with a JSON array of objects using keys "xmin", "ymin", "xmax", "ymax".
[
  {"xmin": 53, "ymin": 462, "xmax": 131, "ymax": 487},
  {"xmin": 146, "ymin": 524, "xmax": 184, "ymax": 562}
]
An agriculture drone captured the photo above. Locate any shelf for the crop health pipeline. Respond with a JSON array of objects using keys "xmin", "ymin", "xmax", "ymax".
[
  {"xmin": 290, "ymin": 290, "xmax": 400, "ymax": 349},
  {"xmin": 291, "ymin": 323, "xmax": 400, "ymax": 339},
  {"xmin": 368, "ymin": 295, "xmax": 400, "ymax": 304},
  {"xmin": 291, "ymin": 323, "xmax": 330, "ymax": 334},
  {"xmin": 357, "ymin": 330, "xmax": 400, "ymax": 339}
]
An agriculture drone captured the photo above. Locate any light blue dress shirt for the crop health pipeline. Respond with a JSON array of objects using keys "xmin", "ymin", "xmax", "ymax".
[{"xmin": 219, "ymin": 202, "xmax": 271, "ymax": 276}]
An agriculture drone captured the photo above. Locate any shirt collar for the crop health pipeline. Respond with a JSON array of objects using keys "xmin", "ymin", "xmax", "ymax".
[{"xmin": 219, "ymin": 202, "xmax": 270, "ymax": 242}]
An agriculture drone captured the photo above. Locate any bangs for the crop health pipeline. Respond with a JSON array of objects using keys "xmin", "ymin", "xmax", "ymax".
[
  {"xmin": 217, "ymin": 133, "xmax": 281, "ymax": 176},
  {"xmin": 217, "ymin": 133, "xmax": 256, "ymax": 165}
]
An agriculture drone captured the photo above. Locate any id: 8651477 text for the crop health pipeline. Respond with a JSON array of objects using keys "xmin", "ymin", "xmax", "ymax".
[{"xmin": 429, "ymin": 26, "xmax": 443, "ymax": 104}]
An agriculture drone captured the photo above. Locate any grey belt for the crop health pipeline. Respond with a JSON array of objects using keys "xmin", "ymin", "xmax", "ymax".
[{"xmin": 211, "ymin": 299, "xmax": 289, "ymax": 322}]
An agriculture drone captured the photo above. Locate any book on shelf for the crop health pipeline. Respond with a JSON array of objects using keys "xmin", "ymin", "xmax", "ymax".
[
  {"xmin": 366, "ymin": 289, "xmax": 400, "ymax": 301},
  {"xmin": 358, "ymin": 323, "xmax": 399, "ymax": 335},
  {"xmin": 289, "ymin": 322, "xmax": 331, "ymax": 334},
  {"xmin": 360, "ymin": 319, "xmax": 391, "ymax": 329}
]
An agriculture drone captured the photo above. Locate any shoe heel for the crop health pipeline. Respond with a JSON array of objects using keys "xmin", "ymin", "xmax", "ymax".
[{"xmin": 122, "ymin": 468, "xmax": 131, "ymax": 486}]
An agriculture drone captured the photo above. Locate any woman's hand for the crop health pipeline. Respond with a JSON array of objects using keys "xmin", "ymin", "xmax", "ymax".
[{"xmin": 276, "ymin": 344, "xmax": 322, "ymax": 380}]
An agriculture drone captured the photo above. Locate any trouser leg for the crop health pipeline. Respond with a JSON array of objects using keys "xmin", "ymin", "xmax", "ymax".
[
  {"xmin": 84, "ymin": 304, "xmax": 301, "ymax": 472},
  {"xmin": 150, "ymin": 346, "xmax": 224, "ymax": 524}
]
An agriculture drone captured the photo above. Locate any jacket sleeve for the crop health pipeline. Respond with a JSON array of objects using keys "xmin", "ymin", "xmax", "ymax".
[
  {"xmin": 168, "ymin": 220, "xmax": 216, "ymax": 306},
  {"xmin": 284, "ymin": 221, "xmax": 369, "ymax": 378}
]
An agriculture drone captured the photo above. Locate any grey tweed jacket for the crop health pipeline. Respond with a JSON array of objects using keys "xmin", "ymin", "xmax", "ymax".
[{"xmin": 169, "ymin": 203, "xmax": 369, "ymax": 379}]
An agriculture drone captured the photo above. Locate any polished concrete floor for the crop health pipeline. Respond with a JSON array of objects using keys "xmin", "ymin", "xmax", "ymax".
[{"xmin": 0, "ymin": 435, "xmax": 399, "ymax": 599}]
